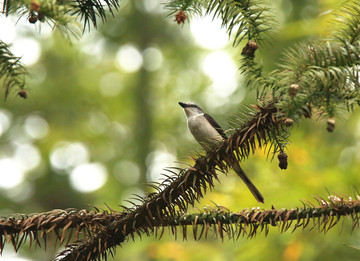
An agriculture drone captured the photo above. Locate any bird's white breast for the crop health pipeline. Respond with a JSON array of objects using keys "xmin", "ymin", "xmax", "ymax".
[{"xmin": 187, "ymin": 114, "xmax": 223, "ymax": 151}]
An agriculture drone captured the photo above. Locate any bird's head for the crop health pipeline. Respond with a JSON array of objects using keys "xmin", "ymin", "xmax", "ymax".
[{"xmin": 179, "ymin": 102, "xmax": 204, "ymax": 118}]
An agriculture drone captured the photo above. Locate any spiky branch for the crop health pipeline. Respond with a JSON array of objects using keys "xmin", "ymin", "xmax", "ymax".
[
  {"xmin": 2, "ymin": 194, "xmax": 360, "ymax": 260},
  {"xmin": 0, "ymin": 209, "xmax": 126, "ymax": 254},
  {"xmin": 162, "ymin": 194, "xmax": 360, "ymax": 239}
]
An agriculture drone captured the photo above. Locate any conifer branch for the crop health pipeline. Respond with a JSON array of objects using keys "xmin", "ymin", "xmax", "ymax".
[
  {"xmin": 70, "ymin": 0, "xmax": 121, "ymax": 32},
  {"xmin": 207, "ymin": 0, "xmax": 275, "ymax": 46},
  {"xmin": 165, "ymin": 0, "xmax": 276, "ymax": 46},
  {"xmin": 238, "ymin": 0, "xmax": 360, "ymax": 122},
  {"xmin": 2, "ymin": 0, "xmax": 81, "ymax": 38},
  {"xmin": 158, "ymin": 194, "xmax": 360, "ymax": 240},
  {"xmin": 1, "ymin": 0, "xmax": 121, "ymax": 32},
  {"xmin": 273, "ymin": 40, "xmax": 360, "ymax": 120},
  {"xmin": 2, "ymin": 193, "xmax": 360, "ymax": 260},
  {"xmin": 0, "ymin": 41, "xmax": 27, "ymax": 99},
  {"xmin": 0, "ymin": 208, "xmax": 125, "ymax": 253},
  {"xmin": 332, "ymin": 2, "xmax": 360, "ymax": 45},
  {"xmin": 164, "ymin": 0, "xmax": 203, "ymax": 18},
  {"xmin": 0, "ymin": 0, "xmax": 121, "ymax": 98}
]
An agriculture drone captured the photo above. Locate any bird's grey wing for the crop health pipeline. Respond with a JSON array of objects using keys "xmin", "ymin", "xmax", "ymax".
[{"xmin": 204, "ymin": 113, "xmax": 227, "ymax": 139}]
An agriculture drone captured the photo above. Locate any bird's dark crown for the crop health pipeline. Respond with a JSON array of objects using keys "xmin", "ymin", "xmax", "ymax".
[{"xmin": 178, "ymin": 102, "xmax": 201, "ymax": 109}]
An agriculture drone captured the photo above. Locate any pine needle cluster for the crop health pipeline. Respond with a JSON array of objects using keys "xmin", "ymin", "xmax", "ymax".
[
  {"xmin": 0, "ymin": 0, "xmax": 121, "ymax": 97},
  {"xmin": 165, "ymin": 0, "xmax": 275, "ymax": 45},
  {"xmin": 241, "ymin": 2, "xmax": 360, "ymax": 123},
  {"xmin": 0, "ymin": 41, "xmax": 26, "ymax": 99}
]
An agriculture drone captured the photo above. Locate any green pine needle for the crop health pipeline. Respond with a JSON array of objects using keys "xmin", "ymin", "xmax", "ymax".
[{"xmin": 0, "ymin": 41, "xmax": 27, "ymax": 100}]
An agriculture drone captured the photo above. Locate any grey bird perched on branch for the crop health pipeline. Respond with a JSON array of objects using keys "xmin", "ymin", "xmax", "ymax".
[{"xmin": 179, "ymin": 102, "xmax": 264, "ymax": 203}]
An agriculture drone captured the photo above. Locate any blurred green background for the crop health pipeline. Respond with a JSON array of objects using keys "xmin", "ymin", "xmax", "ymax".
[{"xmin": 1, "ymin": 0, "xmax": 360, "ymax": 260}]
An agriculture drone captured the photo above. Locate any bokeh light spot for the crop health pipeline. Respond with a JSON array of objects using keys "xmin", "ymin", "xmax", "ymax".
[
  {"xmin": 14, "ymin": 143, "xmax": 41, "ymax": 172},
  {"xmin": 0, "ymin": 251, "xmax": 32, "ymax": 261},
  {"xmin": 202, "ymin": 51, "xmax": 238, "ymax": 97},
  {"xmin": 143, "ymin": 47, "xmax": 163, "ymax": 71},
  {"xmin": 10, "ymin": 38, "xmax": 41, "ymax": 66},
  {"xmin": 69, "ymin": 163, "xmax": 108, "ymax": 192},
  {"xmin": 50, "ymin": 142, "xmax": 89, "ymax": 171},
  {"xmin": 87, "ymin": 112, "xmax": 110, "ymax": 135},
  {"xmin": 99, "ymin": 72, "xmax": 123, "ymax": 97},
  {"xmin": 24, "ymin": 115, "xmax": 49, "ymax": 140},
  {"xmin": 190, "ymin": 15, "xmax": 229, "ymax": 50},
  {"xmin": 146, "ymin": 150, "xmax": 176, "ymax": 182},
  {"xmin": 137, "ymin": 0, "xmax": 163, "ymax": 13},
  {"xmin": 0, "ymin": 158, "xmax": 24, "ymax": 189},
  {"xmin": 115, "ymin": 44, "xmax": 143, "ymax": 73},
  {"xmin": 0, "ymin": 110, "xmax": 12, "ymax": 137},
  {"xmin": 0, "ymin": 16, "xmax": 16, "ymax": 43},
  {"xmin": 6, "ymin": 181, "xmax": 34, "ymax": 203},
  {"xmin": 114, "ymin": 160, "xmax": 141, "ymax": 185}
]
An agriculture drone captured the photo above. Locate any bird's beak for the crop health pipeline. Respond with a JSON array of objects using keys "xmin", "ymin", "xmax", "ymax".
[{"xmin": 178, "ymin": 102, "xmax": 186, "ymax": 108}]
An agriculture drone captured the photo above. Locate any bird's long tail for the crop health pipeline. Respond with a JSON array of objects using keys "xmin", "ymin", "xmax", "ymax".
[{"xmin": 229, "ymin": 160, "xmax": 264, "ymax": 203}]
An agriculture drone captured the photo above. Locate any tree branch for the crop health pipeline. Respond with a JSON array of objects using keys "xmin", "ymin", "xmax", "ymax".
[{"xmin": 0, "ymin": 41, "xmax": 27, "ymax": 99}]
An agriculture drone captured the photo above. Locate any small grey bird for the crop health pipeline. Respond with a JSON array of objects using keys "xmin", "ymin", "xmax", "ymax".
[{"xmin": 179, "ymin": 102, "xmax": 264, "ymax": 203}]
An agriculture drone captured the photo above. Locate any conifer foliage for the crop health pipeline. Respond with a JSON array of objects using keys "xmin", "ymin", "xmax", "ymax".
[
  {"xmin": 0, "ymin": 41, "xmax": 26, "ymax": 99},
  {"xmin": 1, "ymin": 0, "xmax": 360, "ymax": 260}
]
